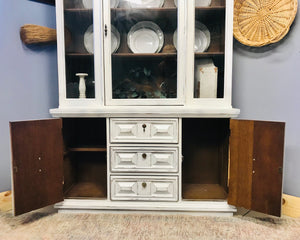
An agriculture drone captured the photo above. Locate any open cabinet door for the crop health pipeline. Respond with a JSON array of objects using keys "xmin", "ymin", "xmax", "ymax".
[
  {"xmin": 10, "ymin": 119, "xmax": 64, "ymax": 216},
  {"xmin": 228, "ymin": 119, "xmax": 285, "ymax": 217}
]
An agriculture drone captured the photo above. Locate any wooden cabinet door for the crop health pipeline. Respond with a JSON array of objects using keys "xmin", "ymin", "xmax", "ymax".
[
  {"xmin": 228, "ymin": 119, "xmax": 285, "ymax": 217},
  {"xmin": 10, "ymin": 119, "xmax": 64, "ymax": 216}
]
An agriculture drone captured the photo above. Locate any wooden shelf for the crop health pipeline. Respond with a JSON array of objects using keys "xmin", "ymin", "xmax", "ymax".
[
  {"xmin": 65, "ymin": 8, "xmax": 92, "ymax": 13},
  {"xmin": 66, "ymin": 53, "xmax": 93, "ymax": 57},
  {"xmin": 112, "ymin": 53, "xmax": 177, "ymax": 58},
  {"xmin": 64, "ymin": 182, "xmax": 107, "ymax": 199},
  {"xmin": 195, "ymin": 52, "xmax": 224, "ymax": 57},
  {"xmin": 112, "ymin": 52, "xmax": 223, "ymax": 58},
  {"xmin": 68, "ymin": 146, "xmax": 107, "ymax": 152},
  {"xmin": 182, "ymin": 184, "xmax": 227, "ymax": 200}
]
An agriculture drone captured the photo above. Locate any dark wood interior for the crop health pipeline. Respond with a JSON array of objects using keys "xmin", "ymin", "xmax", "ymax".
[
  {"xmin": 182, "ymin": 118, "xmax": 229, "ymax": 200},
  {"xmin": 62, "ymin": 118, "xmax": 107, "ymax": 199},
  {"xmin": 10, "ymin": 119, "xmax": 64, "ymax": 215}
]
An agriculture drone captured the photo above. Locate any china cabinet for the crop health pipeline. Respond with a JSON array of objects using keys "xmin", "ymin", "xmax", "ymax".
[{"xmin": 10, "ymin": 0, "xmax": 285, "ymax": 217}]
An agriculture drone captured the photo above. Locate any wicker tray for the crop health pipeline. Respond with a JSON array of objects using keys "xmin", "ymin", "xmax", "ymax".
[{"xmin": 234, "ymin": 0, "xmax": 298, "ymax": 47}]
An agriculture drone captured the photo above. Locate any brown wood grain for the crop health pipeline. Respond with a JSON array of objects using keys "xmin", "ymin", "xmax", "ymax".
[
  {"xmin": 228, "ymin": 120, "xmax": 254, "ymax": 209},
  {"xmin": 252, "ymin": 121, "xmax": 285, "ymax": 217},
  {"xmin": 10, "ymin": 119, "xmax": 64, "ymax": 216},
  {"xmin": 182, "ymin": 184, "xmax": 227, "ymax": 200}
]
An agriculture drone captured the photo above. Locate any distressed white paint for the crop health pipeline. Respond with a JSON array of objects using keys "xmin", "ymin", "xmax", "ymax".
[
  {"xmin": 110, "ymin": 118, "xmax": 179, "ymax": 143},
  {"xmin": 55, "ymin": 199, "xmax": 236, "ymax": 216},
  {"xmin": 110, "ymin": 147, "xmax": 179, "ymax": 173},
  {"xmin": 111, "ymin": 176, "xmax": 178, "ymax": 201},
  {"xmin": 51, "ymin": 0, "xmax": 238, "ymax": 216}
]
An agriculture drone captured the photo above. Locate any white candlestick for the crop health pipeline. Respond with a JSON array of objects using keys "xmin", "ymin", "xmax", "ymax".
[{"xmin": 76, "ymin": 73, "xmax": 88, "ymax": 99}]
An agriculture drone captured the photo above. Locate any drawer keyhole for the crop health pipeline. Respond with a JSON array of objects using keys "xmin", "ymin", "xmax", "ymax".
[
  {"xmin": 142, "ymin": 124, "xmax": 147, "ymax": 132},
  {"xmin": 142, "ymin": 182, "xmax": 147, "ymax": 188},
  {"xmin": 142, "ymin": 153, "xmax": 147, "ymax": 159}
]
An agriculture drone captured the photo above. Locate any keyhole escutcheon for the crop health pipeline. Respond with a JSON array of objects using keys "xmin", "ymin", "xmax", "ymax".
[{"xmin": 142, "ymin": 124, "xmax": 147, "ymax": 132}]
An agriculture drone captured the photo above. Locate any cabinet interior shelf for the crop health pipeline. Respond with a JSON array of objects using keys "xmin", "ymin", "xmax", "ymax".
[
  {"xmin": 67, "ymin": 146, "xmax": 107, "ymax": 152},
  {"xmin": 66, "ymin": 52, "xmax": 224, "ymax": 58},
  {"xmin": 66, "ymin": 53, "xmax": 93, "ymax": 57},
  {"xmin": 182, "ymin": 184, "xmax": 227, "ymax": 200},
  {"xmin": 65, "ymin": 8, "xmax": 92, "ymax": 13}
]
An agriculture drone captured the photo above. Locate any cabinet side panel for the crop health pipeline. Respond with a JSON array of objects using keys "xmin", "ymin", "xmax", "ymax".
[
  {"xmin": 252, "ymin": 121, "xmax": 285, "ymax": 217},
  {"xmin": 10, "ymin": 119, "xmax": 64, "ymax": 216},
  {"xmin": 228, "ymin": 120, "xmax": 254, "ymax": 209}
]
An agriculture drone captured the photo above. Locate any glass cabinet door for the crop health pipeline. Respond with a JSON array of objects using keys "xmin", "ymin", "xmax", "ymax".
[
  {"xmin": 104, "ymin": 0, "xmax": 185, "ymax": 105},
  {"xmin": 190, "ymin": 0, "xmax": 227, "ymax": 102},
  {"xmin": 62, "ymin": 0, "xmax": 96, "ymax": 102}
]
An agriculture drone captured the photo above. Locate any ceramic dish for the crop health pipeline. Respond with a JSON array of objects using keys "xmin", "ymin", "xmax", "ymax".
[
  {"xmin": 174, "ymin": 0, "xmax": 211, "ymax": 7},
  {"xmin": 84, "ymin": 24, "xmax": 121, "ymax": 54},
  {"xmin": 84, "ymin": 24, "xmax": 94, "ymax": 53},
  {"xmin": 173, "ymin": 21, "xmax": 210, "ymax": 52},
  {"xmin": 82, "ymin": 0, "xmax": 119, "ymax": 8},
  {"xmin": 111, "ymin": 25, "xmax": 121, "ymax": 53},
  {"xmin": 120, "ymin": 0, "xmax": 164, "ymax": 8},
  {"xmin": 195, "ymin": 21, "xmax": 210, "ymax": 52},
  {"xmin": 127, "ymin": 21, "xmax": 164, "ymax": 53}
]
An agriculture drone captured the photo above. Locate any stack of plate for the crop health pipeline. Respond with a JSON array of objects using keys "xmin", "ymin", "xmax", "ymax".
[
  {"xmin": 84, "ymin": 24, "xmax": 120, "ymax": 54},
  {"xmin": 119, "ymin": 0, "xmax": 164, "ymax": 8},
  {"xmin": 173, "ymin": 21, "xmax": 210, "ymax": 52},
  {"xmin": 127, "ymin": 21, "xmax": 164, "ymax": 53},
  {"xmin": 82, "ymin": 0, "xmax": 119, "ymax": 8}
]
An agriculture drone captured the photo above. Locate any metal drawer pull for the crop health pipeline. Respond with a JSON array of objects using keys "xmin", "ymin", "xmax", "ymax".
[
  {"xmin": 142, "ymin": 153, "xmax": 147, "ymax": 159},
  {"xmin": 142, "ymin": 124, "xmax": 147, "ymax": 132},
  {"xmin": 142, "ymin": 182, "xmax": 147, "ymax": 188}
]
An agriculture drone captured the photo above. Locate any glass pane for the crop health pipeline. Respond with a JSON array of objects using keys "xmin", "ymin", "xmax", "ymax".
[
  {"xmin": 194, "ymin": 0, "xmax": 225, "ymax": 99},
  {"xmin": 111, "ymin": 0, "xmax": 178, "ymax": 99},
  {"xmin": 64, "ymin": 0, "xmax": 95, "ymax": 99}
]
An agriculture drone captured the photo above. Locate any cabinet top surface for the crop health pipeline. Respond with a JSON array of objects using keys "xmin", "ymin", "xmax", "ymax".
[{"xmin": 50, "ymin": 106, "xmax": 240, "ymax": 118}]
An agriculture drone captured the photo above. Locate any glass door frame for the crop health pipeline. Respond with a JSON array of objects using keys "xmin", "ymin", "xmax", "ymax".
[
  {"xmin": 185, "ymin": 0, "xmax": 234, "ymax": 109},
  {"xmin": 103, "ymin": 0, "xmax": 186, "ymax": 106},
  {"xmin": 56, "ymin": 0, "xmax": 103, "ymax": 108}
]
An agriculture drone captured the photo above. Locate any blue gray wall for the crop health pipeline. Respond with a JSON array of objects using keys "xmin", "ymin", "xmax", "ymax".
[
  {"xmin": 0, "ymin": 1, "xmax": 299, "ymax": 197},
  {"xmin": 0, "ymin": 1, "xmax": 58, "ymax": 191},
  {"xmin": 233, "ymin": 11, "xmax": 300, "ymax": 197}
]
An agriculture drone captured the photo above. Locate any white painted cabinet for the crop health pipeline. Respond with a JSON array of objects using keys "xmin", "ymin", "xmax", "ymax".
[
  {"xmin": 110, "ymin": 147, "xmax": 179, "ymax": 173},
  {"xmin": 9, "ymin": 0, "xmax": 286, "ymax": 218},
  {"xmin": 110, "ymin": 118, "xmax": 178, "ymax": 143}
]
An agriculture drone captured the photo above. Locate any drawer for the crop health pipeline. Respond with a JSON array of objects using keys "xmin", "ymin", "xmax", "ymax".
[
  {"xmin": 110, "ymin": 118, "xmax": 178, "ymax": 143},
  {"xmin": 110, "ymin": 147, "xmax": 179, "ymax": 173},
  {"xmin": 111, "ymin": 176, "xmax": 178, "ymax": 201}
]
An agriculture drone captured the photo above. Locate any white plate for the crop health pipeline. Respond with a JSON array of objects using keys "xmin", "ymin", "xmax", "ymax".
[
  {"xmin": 128, "ymin": 21, "xmax": 164, "ymax": 53},
  {"xmin": 174, "ymin": 0, "xmax": 211, "ymax": 7},
  {"xmin": 82, "ymin": 0, "xmax": 119, "ymax": 8},
  {"xmin": 111, "ymin": 25, "xmax": 121, "ymax": 53},
  {"xmin": 173, "ymin": 21, "xmax": 210, "ymax": 52},
  {"xmin": 84, "ymin": 25, "xmax": 94, "ymax": 54},
  {"xmin": 120, "ymin": 0, "xmax": 164, "ymax": 8},
  {"xmin": 195, "ymin": 21, "xmax": 210, "ymax": 52},
  {"xmin": 84, "ymin": 24, "xmax": 121, "ymax": 54}
]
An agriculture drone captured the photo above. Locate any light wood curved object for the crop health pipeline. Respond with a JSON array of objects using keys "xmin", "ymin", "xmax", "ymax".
[{"xmin": 234, "ymin": 0, "xmax": 298, "ymax": 47}]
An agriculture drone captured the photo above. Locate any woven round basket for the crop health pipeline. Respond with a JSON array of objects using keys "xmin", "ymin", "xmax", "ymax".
[{"xmin": 234, "ymin": 0, "xmax": 298, "ymax": 47}]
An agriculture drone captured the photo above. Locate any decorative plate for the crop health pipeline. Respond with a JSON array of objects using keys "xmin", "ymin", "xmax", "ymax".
[
  {"xmin": 82, "ymin": 0, "xmax": 119, "ymax": 8},
  {"xmin": 84, "ymin": 25, "xmax": 121, "ymax": 54},
  {"xmin": 174, "ymin": 0, "xmax": 211, "ymax": 7},
  {"xmin": 84, "ymin": 24, "xmax": 94, "ymax": 53},
  {"xmin": 127, "ymin": 21, "xmax": 164, "ymax": 53},
  {"xmin": 173, "ymin": 21, "xmax": 210, "ymax": 52},
  {"xmin": 111, "ymin": 25, "xmax": 121, "ymax": 53},
  {"xmin": 119, "ymin": 0, "xmax": 164, "ymax": 8},
  {"xmin": 233, "ymin": 0, "xmax": 298, "ymax": 47}
]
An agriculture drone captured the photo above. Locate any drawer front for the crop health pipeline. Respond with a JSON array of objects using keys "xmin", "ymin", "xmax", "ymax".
[
  {"xmin": 110, "ymin": 119, "xmax": 178, "ymax": 143},
  {"xmin": 111, "ymin": 176, "xmax": 178, "ymax": 201},
  {"xmin": 111, "ymin": 147, "xmax": 179, "ymax": 173}
]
